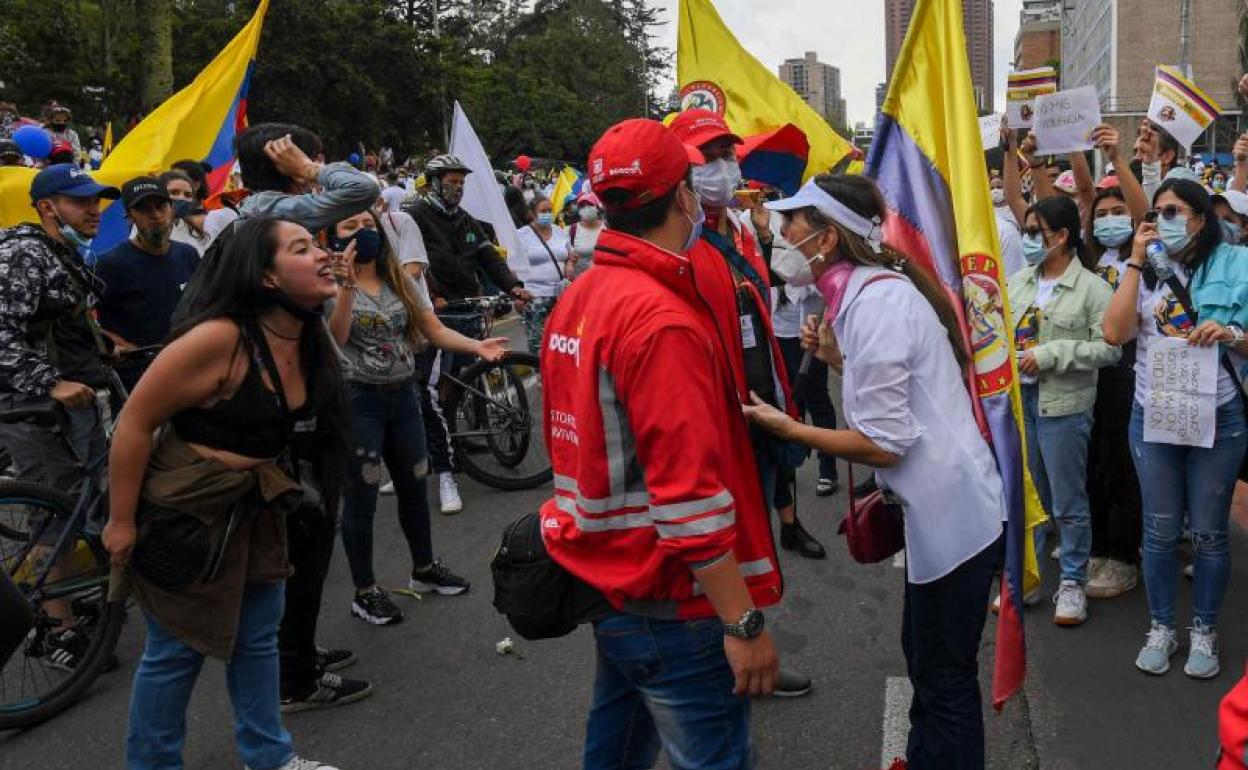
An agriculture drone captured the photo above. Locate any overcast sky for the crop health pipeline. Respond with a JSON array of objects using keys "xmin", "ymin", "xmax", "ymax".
[{"xmin": 650, "ymin": 0, "xmax": 1024, "ymax": 126}]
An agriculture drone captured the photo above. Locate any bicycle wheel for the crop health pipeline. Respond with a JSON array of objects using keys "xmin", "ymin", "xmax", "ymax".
[
  {"xmin": 0, "ymin": 480, "xmax": 125, "ymax": 730},
  {"xmin": 446, "ymin": 352, "xmax": 552, "ymax": 491}
]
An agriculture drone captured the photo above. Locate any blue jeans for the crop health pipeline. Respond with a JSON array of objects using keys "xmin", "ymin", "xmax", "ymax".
[
  {"xmin": 1022, "ymin": 385, "xmax": 1093, "ymax": 583},
  {"xmin": 1129, "ymin": 399, "xmax": 1247, "ymax": 628},
  {"xmin": 341, "ymin": 381, "xmax": 433, "ymax": 589},
  {"xmin": 903, "ymin": 534, "xmax": 1002, "ymax": 770},
  {"xmin": 584, "ymin": 614, "xmax": 751, "ymax": 770},
  {"xmin": 521, "ymin": 296, "xmax": 558, "ymax": 355},
  {"xmin": 126, "ymin": 582, "xmax": 292, "ymax": 770}
]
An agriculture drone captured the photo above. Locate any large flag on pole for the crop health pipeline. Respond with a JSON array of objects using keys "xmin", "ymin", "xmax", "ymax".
[
  {"xmin": 866, "ymin": 0, "xmax": 1044, "ymax": 709},
  {"xmin": 549, "ymin": 165, "xmax": 581, "ymax": 224},
  {"xmin": 676, "ymin": 0, "xmax": 852, "ymax": 180},
  {"xmin": 449, "ymin": 102, "xmax": 520, "ymax": 261}
]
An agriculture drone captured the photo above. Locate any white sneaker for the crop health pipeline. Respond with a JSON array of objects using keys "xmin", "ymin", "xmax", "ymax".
[
  {"xmin": 379, "ymin": 481, "xmax": 396, "ymax": 495},
  {"xmin": 990, "ymin": 586, "xmax": 1042, "ymax": 614},
  {"xmin": 1086, "ymin": 559, "xmax": 1138, "ymax": 599},
  {"xmin": 1136, "ymin": 622, "xmax": 1179, "ymax": 675},
  {"xmin": 1184, "ymin": 621, "xmax": 1220, "ymax": 679},
  {"xmin": 438, "ymin": 472, "xmax": 463, "ymax": 514},
  {"xmin": 246, "ymin": 756, "xmax": 342, "ymax": 770},
  {"xmin": 1049, "ymin": 544, "xmax": 1060, "ymax": 561},
  {"xmin": 1053, "ymin": 580, "xmax": 1087, "ymax": 626}
]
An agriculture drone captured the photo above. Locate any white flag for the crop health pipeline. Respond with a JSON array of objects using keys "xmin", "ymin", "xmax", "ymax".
[{"xmin": 449, "ymin": 102, "xmax": 520, "ymax": 261}]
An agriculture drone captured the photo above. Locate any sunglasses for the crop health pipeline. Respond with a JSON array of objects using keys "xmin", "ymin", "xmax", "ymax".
[{"xmin": 1152, "ymin": 205, "xmax": 1191, "ymax": 220}]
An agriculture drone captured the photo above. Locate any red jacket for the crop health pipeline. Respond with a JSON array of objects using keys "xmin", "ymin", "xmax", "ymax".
[
  {"xmin": 688, "ymin": 217, "xmax": 797, "ymax": 419},
  {"xmin": 1220, "ymin": 668, "xmax": 1248, "ymax": 768},
  {"xmin": 538, "ymin": 229, "xmax": 783, "ymax": 619}
]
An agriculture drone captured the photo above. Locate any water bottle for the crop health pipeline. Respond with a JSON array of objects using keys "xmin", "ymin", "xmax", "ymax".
[{"xmin": 1145, "ymin": 238, "xmax": 1173, "ymax": 280}]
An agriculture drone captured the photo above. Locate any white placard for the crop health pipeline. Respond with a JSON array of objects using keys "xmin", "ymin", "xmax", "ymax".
[
  {"xmin": 1032, "ymin": 86, "xmax": 1102, "ymax": 155},
  {"xmin": 1006, "ymin": 100, "xmax": 1035, "ymax": 130},
  {"xmin": 979, "ymin": 114, "xmax": 1003, "ymax": 151},
  {"xmin": 1143, "ymin": 336, "xmax": 1218, "ymax": 448}
]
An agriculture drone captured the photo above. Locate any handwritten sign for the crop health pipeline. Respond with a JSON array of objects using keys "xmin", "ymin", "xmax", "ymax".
[
  {"xmin": 979, "ymin": 114, "xmax": 1003, "ymax": 151},
  {"xmin": 1143, "ymin": 336, "xmax": 1217, "ymax": 448},
  {"xmin": 1032, "ymin": 86, "xmax": 1102, "ymax": 155}
]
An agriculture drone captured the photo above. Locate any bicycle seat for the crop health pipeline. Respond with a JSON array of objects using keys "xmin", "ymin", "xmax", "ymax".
[{"xmin": 0, "ymin": 402, "xmax": 59, "ymax": 427}]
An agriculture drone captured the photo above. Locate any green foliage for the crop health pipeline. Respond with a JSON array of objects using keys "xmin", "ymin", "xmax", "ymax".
[{"xmin": 0, "ymin": 0, "xmax": 668, "ymax": 164}]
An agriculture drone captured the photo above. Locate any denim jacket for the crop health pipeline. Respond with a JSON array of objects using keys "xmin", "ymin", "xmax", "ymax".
[
  {"xmin": 237, "ymin": 162, "xmax": 380, "ymax": 235},
  {"xmin": 1008, "ymin": 257, "xmax": 1120, "ymax": 417}
]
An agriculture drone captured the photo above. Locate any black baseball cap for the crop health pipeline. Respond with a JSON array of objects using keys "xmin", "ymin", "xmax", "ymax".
[
  {"xmin": 121, "ymin": 176, "xmax": 171, "ymax": 209},
  {"xmin": 0, "ymin": 141, "xmax": 21, "ymax": 162}
]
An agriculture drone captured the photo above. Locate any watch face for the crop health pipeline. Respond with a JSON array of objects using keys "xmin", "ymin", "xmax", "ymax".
[{"xmin": 742, "ymin": 609, "xmax": 764, "ymax": 637}]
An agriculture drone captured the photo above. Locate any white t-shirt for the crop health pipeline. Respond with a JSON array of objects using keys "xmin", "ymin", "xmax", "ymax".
[
  {"xmin": 995, "ymin": 209, "xmax": 1024, "ymax": 278},
  {"xmin": 510, "ymin": 225, "xmax": 570, "ymax": 298},
  {"xmin": 379, "ymin": 210, "xmax": 428, "ymax": 265},
  {"xmin": 1132, "ymin": 265, "xmax": 1239, "ymax": 407},
  {"xmin": 570, "ymin": 222, "xmax": 603, "ymax": 277},
  {"xmin": 170, "ymin": 219, "xmax": 211, "ymax": 256},
  {"xmin": 1095, "ymin": 247, "xmax": 1128, "ymax": 291},
  {"xmin": 1014, "ymin": 275, "xmax": 1057, "ymax": 386},
  {"xmin": 381, "ymin": 185, "xmax": 406, "ymax": 212}
]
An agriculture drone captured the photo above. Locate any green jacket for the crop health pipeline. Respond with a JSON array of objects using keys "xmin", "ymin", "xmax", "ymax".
[{"xmin": 1008, "ymin": 257, "xmax": 1120, "ymax": 417}]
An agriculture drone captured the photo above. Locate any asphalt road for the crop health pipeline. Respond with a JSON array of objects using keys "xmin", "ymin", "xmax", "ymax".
[{"xmin": 2, "ymin": 324, "xmax": 1244, "ymax": 770}]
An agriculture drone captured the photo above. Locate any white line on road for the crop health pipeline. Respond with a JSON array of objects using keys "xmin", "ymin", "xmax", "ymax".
[
  {"xmin": 881, "ymin": 676, "xmax": 912, "ymax": 768},
  {"xmin": 892, "ymin": 551, "xmax": 906, "ymax": 569}
]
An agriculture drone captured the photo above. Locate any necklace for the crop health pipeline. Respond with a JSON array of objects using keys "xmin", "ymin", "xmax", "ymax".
[{"xmin": 261, "ymin": 321, "xmax": 302, "ymax": 341}]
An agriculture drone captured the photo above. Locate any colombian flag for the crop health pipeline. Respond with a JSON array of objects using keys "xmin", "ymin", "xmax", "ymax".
[
  {"xmin": 0, "ymin": 0, "xmax": 269, "ymax": 249},
  {"xmin": 867, "ymin": 0, "xmax": 1045, "ymax": 708},
  {"xmin": 737, "ymin": 123, "xmax": 810, "ymax": 197}
]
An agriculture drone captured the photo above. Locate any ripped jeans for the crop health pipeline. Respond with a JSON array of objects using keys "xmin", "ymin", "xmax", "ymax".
[
  {"xmin": 1129, "ymin": 399, "xmax": 1248, "ymax": 628},
  {"xmin": 341, "ymin": 380, "xmax": 434, "ymax": 589}
]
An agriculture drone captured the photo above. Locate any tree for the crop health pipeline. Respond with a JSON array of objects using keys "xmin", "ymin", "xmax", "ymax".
[{"xmin": 137, "ymin": 0, "xmax": 173, "ymax": 109}]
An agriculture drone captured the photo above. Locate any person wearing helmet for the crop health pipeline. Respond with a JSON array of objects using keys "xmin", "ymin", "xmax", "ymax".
[{"xmin": 404, "ymin": 154, "xmax": 532, "ymax": 514}]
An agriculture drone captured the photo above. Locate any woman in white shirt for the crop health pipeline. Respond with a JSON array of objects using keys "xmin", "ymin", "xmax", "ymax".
[
  {"xmin": 509, "ymin": 197, "xmax": 572, "ymax": 353},
  {"xmin": 568, "ymin": 192, "xmax": 605, "ymax": 277},
  {"xmin": 743, "ymin": 174, "xmax": 1004, "ymax": 770}
]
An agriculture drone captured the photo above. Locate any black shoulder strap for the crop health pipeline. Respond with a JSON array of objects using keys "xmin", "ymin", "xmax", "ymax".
[
  {"xmin": 535, "ymin": 229, "xmax": 565, "ymax": 280},
  {"xmin": 1165, "ymin": 273, "xmax": 1248, "ymax": 394}
]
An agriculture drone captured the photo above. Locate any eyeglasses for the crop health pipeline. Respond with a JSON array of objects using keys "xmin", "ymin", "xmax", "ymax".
[{"xmin": 1153, "ymin": 205, "xmax": 1191, "ymax": 220}]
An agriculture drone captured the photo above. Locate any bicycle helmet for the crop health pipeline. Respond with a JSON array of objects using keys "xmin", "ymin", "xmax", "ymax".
[{"xmin": 425, "ymin": 154, "xmax": 472, "ymax": 177}]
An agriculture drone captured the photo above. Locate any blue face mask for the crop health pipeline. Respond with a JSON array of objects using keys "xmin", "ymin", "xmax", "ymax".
[
  {"xmin": 1021, "ymin": 233, "xmax": 1049, "ymax": 266},
  {"xmin": 1093, "ymin": 215, "xmax": 1133, "ymax": 248},
  {"xmin": 536, "ymin": 212, "xmax": 555, "ymax": 227},
  {"xmin": 1158, "ymin": 214, "xmax": 1193, "ymax": 256},
  {"xmin": 333, "ymin": 227, "xmax": 384, "ymax": 264},
  {"xmin": 1222, "ymin": 219, "xmax": 1243, "ymax": 245},
  {"xmin": 681, "ymin": 189, "xmax": 705, "ymax": 253},
  {"xmin": 172, "ymin": 199, "xmax": 193, "ymax": 218}
]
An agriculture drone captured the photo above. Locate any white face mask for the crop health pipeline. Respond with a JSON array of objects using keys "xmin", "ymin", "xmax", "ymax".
[
  {"xmin": 691, "ymin": 158, "xmax": 741, "ymax": 208},
  {"xmin": 770, "ymin": 228, "xmax": 826, "ymax": 287},
  {"xmin": 990, "ymin": 188, "xmax": 1006, "ymax": 207}
]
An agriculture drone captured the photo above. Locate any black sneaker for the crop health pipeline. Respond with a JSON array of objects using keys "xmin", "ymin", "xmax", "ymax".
[
  {"xmin": 351, "ymin": 587, "xmax": 404, "ymax": 625},
  {"xmin": 315, "ymin": 646, "xmax": 357, "ymax": 672},
  {"xmin": 780, "ymin": 518, "xmax": 827, "ymax": 560},
  {"xmin": 772, "ymin": 667, "xmax": 813, "ymax": 698},
  {"xmin": 281, "ymin": 672, "xmax": 373, "ymax": 713},
  {"xmin": 43, "ymin": 627, "xmax": 90, "ymax": 671},
  {"xmin": 409, "ymin": 560, "xmax": 470, "ymax": 596}
]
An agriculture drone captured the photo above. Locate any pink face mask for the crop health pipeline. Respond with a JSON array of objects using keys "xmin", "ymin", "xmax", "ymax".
[{"xmin": 816, "ymin": 258, "xmax": 857, "ymax": 322}]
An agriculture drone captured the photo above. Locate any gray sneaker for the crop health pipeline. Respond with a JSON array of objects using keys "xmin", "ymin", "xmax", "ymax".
[
  {"xmin": 1184, "ymin": 621, "xmax": 1220, "ymax": 679},
  {"xmin": 1085, "ymin": 559, "xmax": 1138, "ymax": 599},
  {"xmin": 1135, "ymin": 622, "xmax": 1179, "ymax": 675},
  {"xmin": 1053, "ymin": 580, "xmax": 1087, "ymax": 626}
]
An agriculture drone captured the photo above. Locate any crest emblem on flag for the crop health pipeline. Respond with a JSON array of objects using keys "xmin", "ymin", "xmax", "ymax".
[{"xmin": 679, "ymin": 81, "xmax": 727, "ymax": 116}]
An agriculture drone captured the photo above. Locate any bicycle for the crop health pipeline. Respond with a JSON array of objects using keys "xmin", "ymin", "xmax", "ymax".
[
  {"xmin": 435, "ymin": 295, "xmax": 551, "ymax": 491},
  {"xmin": 0, "ymin": 346, "xmax": 159, "ymax": 729}
]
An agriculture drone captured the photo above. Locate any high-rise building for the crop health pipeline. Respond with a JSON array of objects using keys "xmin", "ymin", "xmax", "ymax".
[
  {"xmin": 1061, "ymin": 0, "xmax": 1243, "ymax": 160},
  {"xmin": 885, "ymin": 0, "xmax": 994, "ymax": 113},
  {"xmin": 1014, "ymin": 0, "xmax": 1061, "ymax": 71},
  {"xmin": 778, "ymin": 52, "xmax": 848, "ymax": 131}
]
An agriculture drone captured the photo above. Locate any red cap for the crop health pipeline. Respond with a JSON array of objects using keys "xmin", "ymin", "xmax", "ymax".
[
  {"xmin": 49, "ymin": 138, "xmax": 74, "ymax": 156},
  {"xmin": 668, "ymin": 109, "xmax": 742, "ymax": 151},
  {"xmin": 589, "ymin": 119, "xmax": 703, "ymax": 211}
]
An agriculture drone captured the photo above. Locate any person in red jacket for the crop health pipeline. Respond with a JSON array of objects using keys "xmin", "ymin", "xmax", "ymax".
[{"xmin": 539, "ymin": 118, "xmax": 781, "ymax": 770}]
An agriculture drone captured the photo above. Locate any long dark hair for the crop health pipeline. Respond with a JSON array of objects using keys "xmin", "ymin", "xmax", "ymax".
[
  {"xmin": 804, "ymin": 174, "xmax": 969, "ymax": 369},
  {"xmin": 1153, "ymin": 178, "xmax": 1222, "ymax": 277},
  {"xmin": 1027, "ymin": 194, "xmax": 1094, "ymax": 271},
  {"xmin": 171, "ymin": 216, "xmax": 347, "ymax": 514}
]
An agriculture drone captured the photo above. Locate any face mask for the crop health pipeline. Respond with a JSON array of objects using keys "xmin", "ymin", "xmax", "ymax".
[
  {"xmin": 536, "ymin": 212, "xmax": 555, "ymax": 227},
  {"xmin": 1093, "ymin": 215, "xmax": 1133, "ymax": 248},
  {"xmin": 51, "ymin": 123, "xmax": 67, "ymax": 132},
  {"xmin": 990, "ymin": 188, "xmax": 1006, "ymax": 207},
  {"xmin": 267, "ymin": 287, "xmax": 324, "ymax": 322},
  {"xmin": 691, "ymin": 158, "xmax": 741, "ymax": 208},
  {"xmin": 50, "ymin": 205, "xmax": 92, "ymax": 252},
  {"xmin": 1158, "ymin": 214, "xmax": 1193, "ymax": 256},
  {"xmin": 1213, "ymin": 180, "xmax": 1227, "ymax": 192},
  {"xmin": 333, "ymin": 228, "xmax": 384, "ymax": 264},
  {"xmin": 579, "ymin": 206, "xmax": 600, "ymax": 222},
  {"xmin": 680, "ymin": 189, "xmax": 705, "ymax": 253},
  {"xmin": 1222, "ymin": 219, "xmax": 1243, "ymax": 245},
  {"xmin": 438, "ymin": 180, "xmax": 464, "ymax": 208},
  {"xmin": 771, "ymin": 228, "xmax": 828, "ymax": 288},
  {"xmin": 172, "ymin": 199, "xmax": 192, "ymax": 218},
  {"xmin": 138, "ymin": 224, "xmax": 171, "ymax": 251},
  {"xmin": 1021, "ymin": 233, "xmax": 1049, "ymax": 266}
]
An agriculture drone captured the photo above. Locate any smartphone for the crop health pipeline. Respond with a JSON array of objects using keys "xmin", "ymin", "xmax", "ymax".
[
  {"xmin": 1143, "ymin": 211, "xmax": 1158, "ymax": 224},
  {"xmin": 734, "ymin": 189, "xmax": 763, "ymax": 207}
]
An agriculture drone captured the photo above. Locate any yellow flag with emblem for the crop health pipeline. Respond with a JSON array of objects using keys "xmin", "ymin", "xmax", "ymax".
[{"xmin": 676, "ymin": 0, "xmax": 853, "ymax": 180}]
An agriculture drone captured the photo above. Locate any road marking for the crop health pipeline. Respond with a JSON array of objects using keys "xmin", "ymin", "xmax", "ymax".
[
  {"xmin": 892, "ymin": 551, "xmax": 906, "ymax": 569},
  {"xmin": 881, "ymin": 676, "xmax": 912, "ymax": 768}
]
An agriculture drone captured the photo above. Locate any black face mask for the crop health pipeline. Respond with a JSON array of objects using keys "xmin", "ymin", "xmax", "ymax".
[
  {"xmin": 266, "ymin": 287, "xmax": 324, "ymax": 322},
  {"xmin": 51, "ymin": 123, "xmax": 67, "ymax": 131}
]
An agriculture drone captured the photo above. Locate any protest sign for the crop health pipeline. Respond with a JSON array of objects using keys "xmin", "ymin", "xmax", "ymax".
[
  {"xmin": 1005, "ymin": 67, "xmax": 1057, "ymax": 129},
  {"xmin": 1143, "ymin": 336, "xmax": 1218, "ymax": 448},
  {"xmin": 979, "ymin": 114, "xmax": 1003, "ymax": 151},
  {"xmin": 1148, "ymin": 65, "xmax": 1221, "ymax": 151},
  {"xmin": 1032, "ymin": 86, "xmax": 1101, "ymax": 155}
]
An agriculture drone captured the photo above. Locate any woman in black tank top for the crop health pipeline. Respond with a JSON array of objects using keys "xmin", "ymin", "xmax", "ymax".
[{"xmin": 102, "ymin": 217, "xmax": 347, "ymax": 770}]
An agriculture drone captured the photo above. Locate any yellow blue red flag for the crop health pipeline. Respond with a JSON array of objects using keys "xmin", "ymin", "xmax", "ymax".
[
  {"xmin": 676, "ymin": 0, "xmax": 852, "ymax": 180},
  {"xmin": 0, "ymin": 0, "xmax": 269, "ymax": 251},
  {"xmin": 867, "ymin": 0, "xmax": 1045, "ymax": 709},
  {"xmin": 550, "ymin": 165, "xmax": 581, "ymax": 225}
]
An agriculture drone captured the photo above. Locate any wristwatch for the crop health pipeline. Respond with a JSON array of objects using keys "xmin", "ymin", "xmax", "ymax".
[{"xmin": 723, "ymin": 608, "xmax": 765, "ymax": 640}]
